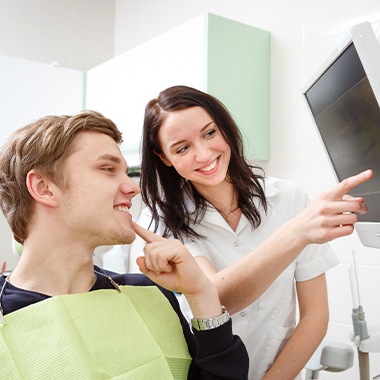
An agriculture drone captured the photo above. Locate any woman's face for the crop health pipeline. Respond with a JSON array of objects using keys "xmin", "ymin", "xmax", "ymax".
[{"xmin": 157, "ymin": 106, "xmax": 231, "ymax": 192}]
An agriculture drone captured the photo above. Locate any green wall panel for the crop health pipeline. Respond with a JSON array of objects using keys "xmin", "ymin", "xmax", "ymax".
[{"xmin": 206, "ymin": 13, "xmax": 270, "ymax": 161}]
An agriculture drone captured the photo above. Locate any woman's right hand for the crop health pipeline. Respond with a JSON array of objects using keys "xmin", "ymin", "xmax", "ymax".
[{"xmin": 292, "ymin": 169, "xmax": 373, "ymax": 245}]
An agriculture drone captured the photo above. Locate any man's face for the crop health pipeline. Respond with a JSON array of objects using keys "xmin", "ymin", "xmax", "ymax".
[{"xmin": 58, "ymin": 131, "xmax": 140, "ymax": 248}]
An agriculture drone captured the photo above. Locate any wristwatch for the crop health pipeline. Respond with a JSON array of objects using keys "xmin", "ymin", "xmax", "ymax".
[{"xmin": 191, "ymin": 306, "xmax": 231, "ymax": 331}]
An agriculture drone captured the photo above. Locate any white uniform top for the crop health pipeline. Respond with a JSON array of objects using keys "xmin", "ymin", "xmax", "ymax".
[{"xmin": 132, "ymin": 177, "xmax": 340, "ymax": 380}]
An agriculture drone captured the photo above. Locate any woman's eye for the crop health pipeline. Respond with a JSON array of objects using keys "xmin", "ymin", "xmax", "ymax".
[
  {"xmin": 204, "ymin": 129, "xmax": 217, "ymax": 138},
  {"xmin": 176, "ymin": 145, "xmax": 189, "ymax": 154}
]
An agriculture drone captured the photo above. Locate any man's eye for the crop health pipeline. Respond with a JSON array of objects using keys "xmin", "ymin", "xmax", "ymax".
[{"xmin": 103, "ymin": 167, "xmax": 114, "ymax": 173}]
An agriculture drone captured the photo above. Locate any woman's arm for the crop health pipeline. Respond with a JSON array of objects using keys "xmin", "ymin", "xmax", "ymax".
[
  {"xmin": 196, "ymin": 170, "xmax": 371, "ymax": 314},
  {"xmin": 263, "ymin": 274, "xmax": 328, "ymax": 380}
]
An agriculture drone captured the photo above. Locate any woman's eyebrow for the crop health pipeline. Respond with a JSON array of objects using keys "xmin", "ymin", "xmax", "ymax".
[
  {"xmin": 200, "ymin": 121, "xmax": 215, "ymax": 132},
  {"xmin": 169, "ymin": 121, "xmax": 215, "ymax": 149}
]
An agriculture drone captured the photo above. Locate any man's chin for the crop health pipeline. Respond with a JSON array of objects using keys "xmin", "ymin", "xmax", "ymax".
[
  {"xmin": 96, "ymin": 229, "xmax": 136, "ymax": 247},
  {"xmin": 119, "ymin": 231, "xmax": 136, "ymax": 245}
]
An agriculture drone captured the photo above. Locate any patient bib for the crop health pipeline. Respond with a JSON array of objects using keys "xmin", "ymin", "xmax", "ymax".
[{"xmin": 0, "ymin": 286, "xmax": 191, "ymax": 379}]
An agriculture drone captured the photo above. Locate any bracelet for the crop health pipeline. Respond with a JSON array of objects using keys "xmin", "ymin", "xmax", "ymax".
[{"xmin": 191, "ymin": 306, "xmax": 230, "ymax": 331}]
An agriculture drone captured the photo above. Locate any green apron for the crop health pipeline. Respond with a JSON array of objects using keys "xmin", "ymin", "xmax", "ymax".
[{"xmin": 0, "ymin": 285, "xmax": 191, "ymax": 379}]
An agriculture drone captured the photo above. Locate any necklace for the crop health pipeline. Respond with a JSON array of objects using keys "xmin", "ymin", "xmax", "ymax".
[
  {"xmin": 213, "ymin": 203, "xmax": 242, "ymax": 231},
  {"xmin": 0, "ymin": 277, "xmax": 7, "ymax": 325},
  {"xmin": 93, "ymin": 269, "xmax": 121, "ymax": 292},
  {"xmin": 209, "ymin": 191, "xmax": 239, "ymax": 222},
  {"xmin": 215, "ymin": 203, "xmax": 241, "ymax": 223},
  {"xmin": 218, "ymin": 205, "xmax": 239, "ymax": 218},
  {"xmin": 91, "ymin": 273, "xmax": 97, "ymax": 288},
  {"xmin": 0, "ymin": 269, "xmax": 121, "ymax": 326}
]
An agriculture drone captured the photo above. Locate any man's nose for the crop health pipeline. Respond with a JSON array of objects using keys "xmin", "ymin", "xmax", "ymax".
[{"xmin": 120, "ymin": 176, "xmax": 140, "ymax": 196}]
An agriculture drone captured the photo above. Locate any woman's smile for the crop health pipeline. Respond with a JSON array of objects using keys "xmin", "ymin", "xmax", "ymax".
[{"xmin": 196, "ymin": 157, "xmax": 219, "ymax": 174}]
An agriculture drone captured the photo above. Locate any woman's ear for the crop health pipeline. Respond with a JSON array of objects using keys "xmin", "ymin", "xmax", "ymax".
[
  {"xmin": 154, "ymin": 151, "xmax": 173, "ymax": 167},
  {"xmin": 26, "ymin": 170, "xmax": 59, "ymax": 207}
]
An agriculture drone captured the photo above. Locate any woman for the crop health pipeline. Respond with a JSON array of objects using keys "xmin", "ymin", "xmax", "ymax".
[{"xmin": 133, "ymin": 85, "xmax": 370, "ymax": 379}]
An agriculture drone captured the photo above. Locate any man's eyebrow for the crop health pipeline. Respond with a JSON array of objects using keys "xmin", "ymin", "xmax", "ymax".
[
  {"xmin": 97, "ymin": 154, "xmax": 129, "ymax": 172},
  {"xmin": 97, "ymin": 154, "xmax": 121, "ymax": 163}
]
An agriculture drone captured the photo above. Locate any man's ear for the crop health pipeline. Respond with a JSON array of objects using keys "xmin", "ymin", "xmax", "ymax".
[
  {"xmin": 154, "ymin": 151, "xmax": 173, "ymax": 167},
  {"xmin": 26, "ymin": 170, "xmax": 59, "ymax": 207}
]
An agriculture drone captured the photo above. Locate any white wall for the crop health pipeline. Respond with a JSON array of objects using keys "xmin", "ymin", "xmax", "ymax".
[
  {"xmin": 0, "ymin": 0, "xmax": 115, "ymax": 70},
  {"xmin": 0, "ymin": 0, "xmax": 112, "ymax": 270},
  {"xmin": 113, "ymin": 1, "xmax": 380, "ymax": 379},
  {"xmin": 0, "ymin": 55, "xmax": 84, "ymax": 272}
]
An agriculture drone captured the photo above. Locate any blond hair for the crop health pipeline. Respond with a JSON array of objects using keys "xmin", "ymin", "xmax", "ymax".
[{"xmin": 0, "ymin": 110, "xmax": 122, "ymax": 243}]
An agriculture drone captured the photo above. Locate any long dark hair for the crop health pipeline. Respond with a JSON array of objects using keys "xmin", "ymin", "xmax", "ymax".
[{"xmin": 140, "ymin": 85, "xmax": 267, "ymax": 240}]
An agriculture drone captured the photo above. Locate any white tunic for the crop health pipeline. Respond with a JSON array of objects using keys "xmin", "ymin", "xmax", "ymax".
[{"xmin": 131, "ymin": 177, "xmax": 339, "ymax": 380}]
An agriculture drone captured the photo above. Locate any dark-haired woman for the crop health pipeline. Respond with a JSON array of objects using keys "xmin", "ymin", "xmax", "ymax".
[{"xmin": 130, "ymin": 85, "xmax": 370, "ymax": 379}]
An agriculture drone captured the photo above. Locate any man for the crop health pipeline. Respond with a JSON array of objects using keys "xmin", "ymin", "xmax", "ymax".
[{"xmin": 0, "ymin": 111, "xmax": 248, "ymax": 379}]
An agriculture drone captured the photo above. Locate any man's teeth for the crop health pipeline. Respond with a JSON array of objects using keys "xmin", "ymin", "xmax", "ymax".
[
  {"xmin": 114, "ymin": 205, "xmax": 130, "ymax": 212},
  {"xmin": 199, "ymin": 160, "xmax": 217, "ymax": 172}
]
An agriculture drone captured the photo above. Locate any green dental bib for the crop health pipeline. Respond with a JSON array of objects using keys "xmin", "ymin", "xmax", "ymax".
[{"xmin": 0, "ymin": 285, "xmax": 191, "ymax": 379}]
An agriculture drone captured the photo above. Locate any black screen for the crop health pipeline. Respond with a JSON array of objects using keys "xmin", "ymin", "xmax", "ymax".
[{"xmin": 305, "ymin": 43, "xmax": 380, "ymax": 222}]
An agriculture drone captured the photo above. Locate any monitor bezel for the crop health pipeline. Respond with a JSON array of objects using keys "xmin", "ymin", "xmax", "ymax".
[{"xmin": 302, "ymin": 21, "xmax": 380, "ymax": 249}]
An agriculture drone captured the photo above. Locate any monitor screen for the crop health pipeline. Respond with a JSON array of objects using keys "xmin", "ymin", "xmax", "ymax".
[{"xmin": 303, "ymin": 22, "xmax": 380, "ymax": 248}]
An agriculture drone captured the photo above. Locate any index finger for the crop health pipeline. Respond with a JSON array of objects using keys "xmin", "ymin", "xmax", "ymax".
[
  {"xmin": 329, "ymin": 169, "xmax": 373, "ymax": 199},
  {"xmin": 132, "ymin": 221, "xmax": 165, "ymax": 243}
]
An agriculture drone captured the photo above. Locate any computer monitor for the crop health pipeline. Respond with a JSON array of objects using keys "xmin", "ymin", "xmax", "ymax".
[{"xmin": 302, "ymin": 21, "xmax": 380, "ymax": 249}]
